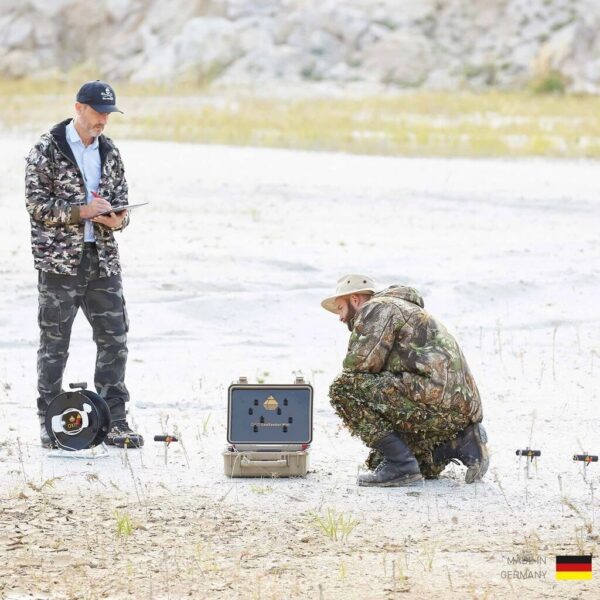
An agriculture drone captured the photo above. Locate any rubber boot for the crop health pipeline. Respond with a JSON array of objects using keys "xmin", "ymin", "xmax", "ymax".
[
  {"xmin": 433, "ymin": 423, "xmax": 489, "ymax": 483},
  {"xmin": 39, "ymin": 415, "xmax": 57, "ymax": 449},
  {"xmin": 358, "ymin": 432, "xmax": 423, "ymax": 487}
]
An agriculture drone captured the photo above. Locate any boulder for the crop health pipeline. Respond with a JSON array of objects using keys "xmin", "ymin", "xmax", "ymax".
[
  {"xmin": 362, "ymin": 31, "xmax": 435, "ymax": 87},
  {"xmin": 236, "ymin": 19, "xmax": 275, "ymax": 53},
  {"xmin": 3, "ymin": 15, "xmax": 34, "ymax": 50},
  {"xmin": 26, "ymin": 0, "xmax": 71, "ymax": 19},
  {"xmin": 175, "ymin": 17, "xmax": 243, "ymax": 78},
  {"xmin": 32, "ymin": 18, "xmax": 57, "ymax": 47},
  {"xmin": 287, "ymin": 27, "xmax": 346, "ymax": 65},
  {"xmin": 322, "ymin": 6, "xmax": 370, "ymax": 48},
  {"xmin": 130, "ymin": 45, "xmax": 177, "ymax": 83},
  {"xmin": 217, "ymin": 43, "xmax": 316, "ymax": 84},
  {"xmin": 368, "ymin": 0, "xmax": 436, "ymax": 29},
  {"xmin": 106, "ymin": 0, "xmax": 136, "ymax": 22},
  {"xmin": 0, "ymin": 48, "xmax": 38, "ymax": 77},
  {"xmin": 227, "ymin": 0, "xmax": 281, "ymax": 20}
]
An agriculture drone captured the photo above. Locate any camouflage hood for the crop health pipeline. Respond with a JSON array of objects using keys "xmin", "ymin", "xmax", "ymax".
[
  {"xmin": 371, "ymin": 285, "xmax": 425, "ymax": 308},
  {"xmin": 25, "ymin": 118, "xmax": 129, "ymax": 276}
]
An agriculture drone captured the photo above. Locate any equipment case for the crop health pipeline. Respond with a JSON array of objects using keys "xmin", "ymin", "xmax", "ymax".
[{"xmin": 223, "ymin": 377, "xmax": 312, "ymax": 478}]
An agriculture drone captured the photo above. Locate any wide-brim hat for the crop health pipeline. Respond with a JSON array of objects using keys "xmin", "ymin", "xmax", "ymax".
[{"xmin": 321, "ymin": 274, "xmax": 377, "ymax": 313}]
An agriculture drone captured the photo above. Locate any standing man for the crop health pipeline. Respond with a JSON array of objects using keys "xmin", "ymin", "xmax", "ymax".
[
  {"xmin": 322, "ymin": 275, "xmax": 488, "ymax": 486},
  {"xmin": 25, "ymin": 80, "xmax": 143, "ymax": 448}
]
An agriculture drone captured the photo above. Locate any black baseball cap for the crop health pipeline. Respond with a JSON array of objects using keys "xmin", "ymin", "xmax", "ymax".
[{"xmin": 76, "ymin": 80, "xmax": 123, "ymax": 114}]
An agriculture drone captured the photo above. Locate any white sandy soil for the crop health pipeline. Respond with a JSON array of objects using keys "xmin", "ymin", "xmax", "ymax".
[{"xmin": 0, "ymin": 135, "xmax": 599, "ymax": 599}]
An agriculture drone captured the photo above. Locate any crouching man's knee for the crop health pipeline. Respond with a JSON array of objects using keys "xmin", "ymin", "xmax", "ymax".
[
  {"xmin": 328, "ymin": 370, "xmax": 373, "ymax": 432},
  {"xmin": 328, "ymin": 370, "xmax": 357, "ymax": 410}
]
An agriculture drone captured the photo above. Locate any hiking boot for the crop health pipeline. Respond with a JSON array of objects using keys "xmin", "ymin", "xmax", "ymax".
[
  {"xmin": 105, "ymin": 420, "xmax": 144, "ymax": 448},
  {"xmin": 40, "ymin": 419, "xmax": 57, "ymax": 449},
  {"xmin": 358, "ymin": 432, "xmax": 423, "ymax": 487},
  {"xmin": 433, "ymin": 423, "xmax": 489, "ymax": 483}
]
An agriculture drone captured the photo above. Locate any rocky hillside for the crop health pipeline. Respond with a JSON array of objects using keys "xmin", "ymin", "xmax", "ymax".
[{"xmin": 2, "ymin": 0, "xmax": 600, "ymax": 92}]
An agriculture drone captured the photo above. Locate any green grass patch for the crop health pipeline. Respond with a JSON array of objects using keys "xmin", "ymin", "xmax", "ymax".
[
  {"xmin": 310, "ymin": 508, "xmax": 360, "ymax": 542},
  {"xmin": 114, "ymin": 511, "xmax": 137, "ymax": 538},
  {"xmin": 3, "ymin": 78, "xmax": 600, "ymax": 158}
]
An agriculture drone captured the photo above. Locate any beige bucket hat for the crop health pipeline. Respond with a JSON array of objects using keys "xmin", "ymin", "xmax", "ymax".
[{"xmin": 321, "ymin": 274, "xmax": 378, "ymax": 314}]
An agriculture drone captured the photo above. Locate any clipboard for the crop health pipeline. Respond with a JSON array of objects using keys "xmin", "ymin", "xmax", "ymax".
[{"xmin": 96, "ymin": 202, "xmax": 149, "ymax": 216}]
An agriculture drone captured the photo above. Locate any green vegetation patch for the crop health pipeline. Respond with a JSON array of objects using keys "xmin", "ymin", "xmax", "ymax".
[{"xmin": 3, "ymin": 79, "xmax": 600, "ymax": 158}]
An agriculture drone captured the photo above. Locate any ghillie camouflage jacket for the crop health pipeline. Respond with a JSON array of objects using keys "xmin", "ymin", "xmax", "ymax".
[
  {"xmin": 343, "ymin": 285, "xmax": 483, "ymax": 422},
  {"xmin": 25, "ymin": 118, "xmax": 130, "ymax": 276}
]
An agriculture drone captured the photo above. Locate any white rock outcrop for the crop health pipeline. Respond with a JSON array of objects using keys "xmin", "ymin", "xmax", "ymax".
[{"xmin": 1, "ymin": 0, "xmax": 600, "ymax": 91}]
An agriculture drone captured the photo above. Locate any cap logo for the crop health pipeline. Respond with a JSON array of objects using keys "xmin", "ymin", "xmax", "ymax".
[{"xmin": 101, "ymin": 87, "xmax": 114, "ymax": 101}]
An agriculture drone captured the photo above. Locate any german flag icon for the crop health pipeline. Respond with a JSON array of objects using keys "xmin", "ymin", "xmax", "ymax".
[{"xmin": 555, "ymin": 555, "xmax": 593, "ymax": 580}]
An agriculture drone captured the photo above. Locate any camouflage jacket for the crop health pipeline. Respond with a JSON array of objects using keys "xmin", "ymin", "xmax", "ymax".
[
  {"xmin": 343, "ymin": 285, "xmax": 482, "ymax": 421},
  {"xmin": 25, "ymin": 118, "xmax": 130, "ymax": 276}
]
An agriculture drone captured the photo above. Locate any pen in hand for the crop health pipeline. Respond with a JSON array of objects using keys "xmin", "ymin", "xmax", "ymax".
[{"xmin": 79, "ymin": 192, "xmax": 113, "ymax": 220}]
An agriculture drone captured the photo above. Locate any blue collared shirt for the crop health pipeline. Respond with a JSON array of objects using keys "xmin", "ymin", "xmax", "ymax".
[{"xmin": 66, "ymin": 120, "xmax": 101, "ymax": 243}]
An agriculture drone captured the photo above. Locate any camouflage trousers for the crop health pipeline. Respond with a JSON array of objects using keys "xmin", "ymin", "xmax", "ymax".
[
  {"xmin": 36, "ymin": 244, "xmax": 129, "ymax": 420},
  {"xmin": 329, "ymin": 370, "xmax": 472, "ymax": 478}
]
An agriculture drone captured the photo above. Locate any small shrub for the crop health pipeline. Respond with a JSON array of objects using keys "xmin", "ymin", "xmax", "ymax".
[{"xmin": 532, "ymin": 71, "xmax": 567, "ymax": 95}]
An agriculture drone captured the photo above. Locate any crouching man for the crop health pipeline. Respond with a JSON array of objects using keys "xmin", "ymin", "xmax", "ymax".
[{"xmin": 322, "ymin": 275, "xmax": 488, "ymax": 486}]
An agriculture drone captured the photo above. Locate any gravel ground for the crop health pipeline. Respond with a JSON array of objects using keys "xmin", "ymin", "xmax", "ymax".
[{"xmin": 1, "ymin": 136, "xmax": 599, "ymax": 599}]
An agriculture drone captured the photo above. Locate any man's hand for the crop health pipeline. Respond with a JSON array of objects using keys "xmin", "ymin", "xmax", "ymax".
[
  {"xmin": 79, "ymin": 193, "xmax": 112, "ymax": 219},
  {"xmin": 92, "ymin": 209, "xmax": 128, "ymax": 230}
]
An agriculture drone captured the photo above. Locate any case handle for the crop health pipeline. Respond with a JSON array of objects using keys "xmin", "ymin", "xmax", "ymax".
[{"xmin": 241, "ymin": 457, "xmax": 288, "ymax": 468}]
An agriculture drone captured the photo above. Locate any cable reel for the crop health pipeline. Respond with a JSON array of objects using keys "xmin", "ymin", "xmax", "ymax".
[{"xmin": 44, "ymin": 382, "xmax": 111, "ymax": 451}]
